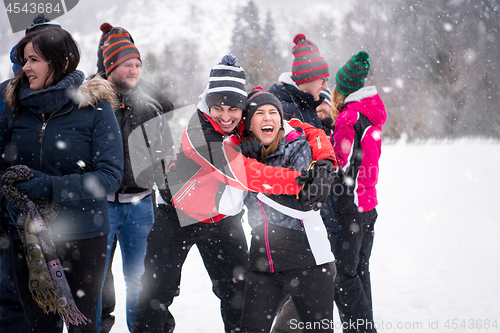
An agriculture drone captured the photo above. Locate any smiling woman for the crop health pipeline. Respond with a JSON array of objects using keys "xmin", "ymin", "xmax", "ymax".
[
  {"xmin": 21, "ymin": 42, "xmax": 52, "ymax": 91},
  {"xmin": 239, "ymin": 87, "xmax": 336, "ymax": 333},
  {"xmin": 0, "ymin": 27, "xmax": 123, "ymax": 333},
  {"xmin": 243, "ymin": 87, "xmax": 285, "ymax": 159},
  {"xmin": 249, "ymin": 104, "xmax": 281, "ymax": 146}
]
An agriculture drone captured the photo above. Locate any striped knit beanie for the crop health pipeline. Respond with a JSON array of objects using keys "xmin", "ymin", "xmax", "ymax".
[
  {"xmin": 206, "ymin": 55, "xmax": 247, "ymax": 110},
  {"xmin": 244, "ymin": 86, "xmax": 284, "ymax": 131},
  {"xmin": 335, "ymin": 51, "xmax": 370, "ymax": 96},
  {"xmin": 98, "ymin": 23, "xmax": 141, "ymax": 76},
  {"xmin": 291, "ymin": 33, "xmax": 329, "ymax": 84},
  {"xmin": 319, "ymin": 88, "xmax": 332, "ymax": 106}
]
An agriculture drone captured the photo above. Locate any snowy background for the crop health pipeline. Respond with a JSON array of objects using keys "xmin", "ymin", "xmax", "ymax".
[
  {"xmin": 105, "ymin": 139, "xmax": 500, "ymax": 333},
  {"xmin": 0, "ymin": 0, "xmax": 351, "ymax": 81},
  {"xmin": 1, "ymin": 1, "xmax": 499, "ymax": 332},
  {"xmin": 1, "ymin": 0, "xmax": 499, "ymax": 140}
]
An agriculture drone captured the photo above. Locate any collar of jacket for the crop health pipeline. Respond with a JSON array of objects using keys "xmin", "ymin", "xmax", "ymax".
[
  {"xmin": 344, "ymin": 86, "xmax": 378, "ymax": 104},
  {"xmin": 276, "ymin": 73, "xmax": 320, "ymax": 108},
  {"xmin": 18, "ymin": 70, "xmax": 85, "ymax": 115},
  {"xmin": 114, "ymin": 85, "xmax": 144, "ymax": 109}
]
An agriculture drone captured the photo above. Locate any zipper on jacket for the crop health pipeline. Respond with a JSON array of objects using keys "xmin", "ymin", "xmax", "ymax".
[
  {"xmin": 258, "ymin": 200, "xmax": 274, "ymax": 273},
  {"xmin": 39, "ymin": 122, "xmax": 48, "ymax": 168},
  {"xmin": 37, "ymin": 107, "xmax": 74, "ymax": 170},
  {"xmin": 175, "ymin": 180, "xmax": 199, "ymax": 202},
  {"xmin": 316, "ymin": 135, "xmax": 321, "ymax": 149}
]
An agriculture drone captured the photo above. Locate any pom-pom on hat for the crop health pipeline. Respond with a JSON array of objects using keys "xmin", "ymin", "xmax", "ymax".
[
  {"xmin": 335, "ymin": 51, "xmax": 370, "ymax": 96},
  {"xmin": 25, "ymin": 14, "xmax": 62, "ymax": 35},
  {"xmin": 291, "ymin": 33, "xmax": 329, "ymax": 84},
  {"xmin": 319, "ymin": 88, "xmax": 332, "ymax": 106},
  {"xmin": 98, "ymin": 23, "xmax": 140, "ymax": 76},
  {"xmin": 244, "ymin": 86, "xmax": 284, "ymax": 131},
  {"xmin": 206, "ymin": 54, "xmax": 247, "ymax": 110}
]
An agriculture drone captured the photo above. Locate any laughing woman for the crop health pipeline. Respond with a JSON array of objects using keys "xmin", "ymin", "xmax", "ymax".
[
  {"xmin": 0, "ymin": 28, "xmax": 123, "ymax": 332},
  {"xmin": 239, "ymin": 88, "xmax": 335, "ymax": 333}
]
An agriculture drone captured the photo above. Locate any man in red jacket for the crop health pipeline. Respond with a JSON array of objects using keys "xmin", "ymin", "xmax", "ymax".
[{"xmin": 133, "ymin": 55, "xmax": 337, "ymax": 333}]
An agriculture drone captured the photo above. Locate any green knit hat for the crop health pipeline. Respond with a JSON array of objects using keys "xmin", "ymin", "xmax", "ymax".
[{"xmin": 335, "ymin": 51, "xmax": 370, "ymax": 96}]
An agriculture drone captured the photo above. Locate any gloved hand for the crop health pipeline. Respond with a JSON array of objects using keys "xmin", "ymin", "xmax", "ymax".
[
  {"xmin": 296, "ymin": 159, "xmax": 337, "ymax": 211},
  {"xmin": 12, "ymin": 169, "xmax": 52, "ymax": 200},
  {"xmin": 239, "ymin": 140, "xmax": 262, "ymax": 160}
]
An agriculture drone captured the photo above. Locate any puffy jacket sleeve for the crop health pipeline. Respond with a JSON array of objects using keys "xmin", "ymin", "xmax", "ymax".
[
  {"xmin": 51, "ymin": 101, "xmax": 124, "ymax": 203},
  {"xmin": 184, "ymin": 134, "xmax": 302, "ymax": 195},
  {"xmin": 288, "ymin": 119, "xmax": 338, "ymax": 171}
]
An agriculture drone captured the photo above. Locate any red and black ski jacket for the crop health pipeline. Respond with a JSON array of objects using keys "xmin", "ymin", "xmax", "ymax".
[{"xmin": 165, "ymin": 109, "xmax": 336, "ymax": 225}]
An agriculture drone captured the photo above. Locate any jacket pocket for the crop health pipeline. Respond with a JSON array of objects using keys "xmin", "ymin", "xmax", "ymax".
[{"xmin": 173, "ymin": 180, "xmax": 199, "ymax": 203}]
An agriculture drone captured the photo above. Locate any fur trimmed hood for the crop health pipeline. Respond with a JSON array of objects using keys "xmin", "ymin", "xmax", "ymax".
[
  {"xmin": 70, "ymin": 75, "xmax": 118, "ymax": 110},
  {"xmin": 4, "ymin": 72, "xmax": 118, "ymax": 113}
]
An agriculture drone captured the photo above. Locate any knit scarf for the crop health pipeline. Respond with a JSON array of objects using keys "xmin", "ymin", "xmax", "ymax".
[
  {"xmin": 19, "ymin": 70, "xmax": 85, "ymax": 115},
  {"xmin": 1, "ymin": 165, "xmax": 87, "ymax": 327}
]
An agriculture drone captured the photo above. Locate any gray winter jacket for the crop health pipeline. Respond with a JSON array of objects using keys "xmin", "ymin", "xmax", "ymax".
[{"xmin": 243, "ymin": 123, "xmax": 334, "ymax": 272}]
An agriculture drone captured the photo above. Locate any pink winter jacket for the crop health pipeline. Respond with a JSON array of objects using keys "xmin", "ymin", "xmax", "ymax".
[{"xmin": 333, "ymin": 86, "xmax": 387, "ymax": 213}]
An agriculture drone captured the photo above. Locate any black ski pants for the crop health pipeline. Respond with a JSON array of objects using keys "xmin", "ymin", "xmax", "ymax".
[
  {"xmin": 132, "ymin": 204, "xmax": 248, "ymax": 333},
  {"xmin": 330, "ymin": 208, "xmax": 378, "ymax": 333},
  {"xmin": 240, "ymin": 263, "xmax": 335, "ymax": 333}
]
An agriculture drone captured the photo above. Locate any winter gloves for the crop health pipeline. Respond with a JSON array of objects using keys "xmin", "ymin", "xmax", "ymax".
[
  {"xmin": 13, "ymin": 169, "xmax": 53, "ymax": 200},
  {"xmin": 296, "ymin": 159, "xmax": 337, "ymax": 211},
  {"xmin": 239, "ymin": 138, "xmax": 337, "ymax": 211},
  {"xmin": 239, "ymin": 140, "xmax": 262, "ymax": 160}
]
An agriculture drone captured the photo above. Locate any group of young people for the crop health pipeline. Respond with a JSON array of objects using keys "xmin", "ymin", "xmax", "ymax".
[{"xmin": 0, "ymin": 14, "xmax": 386, "ymax": 333}]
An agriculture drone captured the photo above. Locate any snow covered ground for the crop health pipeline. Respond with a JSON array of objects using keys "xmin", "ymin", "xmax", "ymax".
[{"xmin": 106, "ymin": 139, "xmax": 500, "ymax": 333}]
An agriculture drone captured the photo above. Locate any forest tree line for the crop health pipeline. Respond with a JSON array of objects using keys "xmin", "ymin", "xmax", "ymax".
[{"xmin": 141, "ymin": 0, "xmax": 499, "ymax": 140}]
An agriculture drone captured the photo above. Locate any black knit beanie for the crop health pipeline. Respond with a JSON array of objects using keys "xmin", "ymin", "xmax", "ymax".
[
  {"xmin": 206, "ymin": 55, "xmax": 247, "ymax": 110},
  {"xmin": 335, "ymin": 51, "xmax": 370, "ymax": 96},
  {"xmin": 25, "ymin": 14, "xmax": 62, "ymax": 35},
  {"xmin": 244, "ymin": 86, "xmax": 284, "ymax": 131}
]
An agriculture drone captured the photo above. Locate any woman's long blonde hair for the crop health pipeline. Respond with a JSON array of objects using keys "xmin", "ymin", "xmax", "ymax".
[{"xmin": 332, "ymin": 87, "xmax": 347, "ymax": 119}]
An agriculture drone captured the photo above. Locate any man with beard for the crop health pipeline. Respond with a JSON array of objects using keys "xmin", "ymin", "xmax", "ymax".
[
  {"xmin": 133, "ymin": 55, "xmax": 338, "ymax": 333},
  {"xmin": 97, "ymin": 23, "xmax": 174, "ymax": 333}
]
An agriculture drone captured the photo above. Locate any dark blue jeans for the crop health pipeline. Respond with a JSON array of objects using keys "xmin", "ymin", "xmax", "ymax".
[
  {"xmin": 97, "ymin": 195, "xmax": 155, "ymax": 332},
  {"xmin": 133, "ymin": 204, "xmax": 248, "ymax": 333}
]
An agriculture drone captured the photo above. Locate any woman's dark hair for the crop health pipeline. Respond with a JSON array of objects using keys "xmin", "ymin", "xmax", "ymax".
[
  {"xmin": 5, "ymin": 28, "xmax": 80, "ymax": 116},
  {"xmin": 15, "ymin": 28, "xmax": 80, "ymax": 86},
  {"xmin": 242, "ymin": 128, "xmax": 285, "ymax": 161}
]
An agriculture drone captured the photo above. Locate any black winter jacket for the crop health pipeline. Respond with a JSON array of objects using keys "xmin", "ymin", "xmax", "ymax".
[
  {"xmin": 113, "ymin": 86, "xmax": 174, "ymax": 195},
  {"xmin": 268, "ymin": 72, "xmax": 323, "ymax": 129}
]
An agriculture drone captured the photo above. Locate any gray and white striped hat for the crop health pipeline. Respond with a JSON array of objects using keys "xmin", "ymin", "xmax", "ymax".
[
  {"xmin": 206, "ymin": 55, "xmax": 247, "ymax": 110},
  {"xmin": 319, "ymin": 88, "xmax": 332, "ymax": 106}
]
